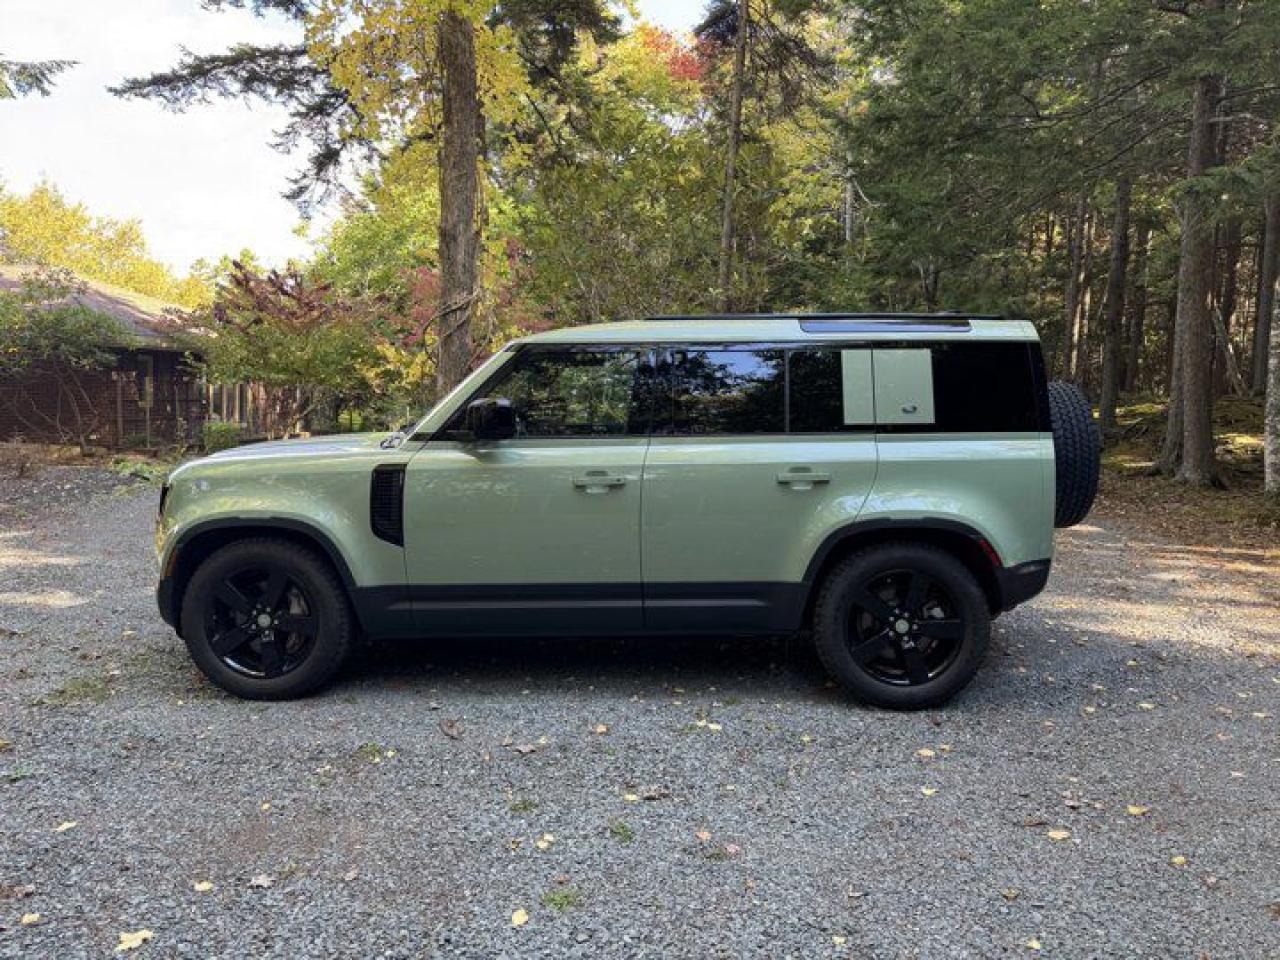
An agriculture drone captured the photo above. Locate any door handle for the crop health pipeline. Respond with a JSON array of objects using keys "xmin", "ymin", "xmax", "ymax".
[
  {"xmin": 573, "ymin": 471, "xmax": 627, "ymax": 494},
  {"xmin": 776, "ymin": 467, "xmax": 831, "ymax": 491}
]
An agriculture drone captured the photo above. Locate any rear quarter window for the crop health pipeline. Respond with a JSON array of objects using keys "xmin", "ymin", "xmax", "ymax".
[{"xmin": 926, "ymin": 342, "xmax": 1045, "ymax": 433}]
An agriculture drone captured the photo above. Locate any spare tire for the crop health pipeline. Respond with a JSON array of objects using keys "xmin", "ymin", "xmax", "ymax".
[{"xmin": 1048, "ymin": 381, "xmax": 1100, "ymax": 528}]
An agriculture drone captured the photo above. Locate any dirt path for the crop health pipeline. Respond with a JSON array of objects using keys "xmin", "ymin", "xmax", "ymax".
[{"xmin": 0, "ymin": 487, "xmax": 1276, "ymax": 958}]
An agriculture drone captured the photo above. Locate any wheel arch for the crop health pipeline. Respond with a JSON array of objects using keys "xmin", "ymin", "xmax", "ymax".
[
  {"xmin": 160, "ymin": 519, "xmax": 358, "ymax": 637},
  {"xmin": 801, "ymin": 519, "xmax": 1005, "ymax": 622}
]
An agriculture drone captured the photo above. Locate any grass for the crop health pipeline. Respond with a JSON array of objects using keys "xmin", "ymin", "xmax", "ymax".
[
  {"xmin": 508, "ymin": 796, "xmax": 538, "ymax": 814},
  {"xmin": 42, "ymin": 675, "xmax": 112, "ymax": 706},
  {"xmin": 540, "ymin": 887, "xmax": 583, "ymax": 912},
  {"xmin": 608, "ymin": 820, "xmax": 635, "ymax": 843}
]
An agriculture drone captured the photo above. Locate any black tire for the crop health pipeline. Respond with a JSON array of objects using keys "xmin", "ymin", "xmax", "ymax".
[
  {"xmin": 812, "ymin": 543, "xmax": 991, "ymax": 710},
  {"xmin": 179, "ymin": 538, "xmax": 353, "ymax": 700},
  {"xmin": 1048, "ymin": 380, "xmax": 1101, "ymax": 528}
]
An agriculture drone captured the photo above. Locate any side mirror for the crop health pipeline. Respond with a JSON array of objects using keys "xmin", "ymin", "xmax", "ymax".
[{"xmin": 465, "ymin": 397, "xmax": 516, "ymax": 441}]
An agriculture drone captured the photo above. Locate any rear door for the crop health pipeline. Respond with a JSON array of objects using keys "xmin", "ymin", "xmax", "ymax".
[
  {"xmin": 640, "ymin": 345, "xmax": 878, "ymax": 632},
  {"xmin": 403, "ymin": 346, "xmax": 651, "ymax": 634}
]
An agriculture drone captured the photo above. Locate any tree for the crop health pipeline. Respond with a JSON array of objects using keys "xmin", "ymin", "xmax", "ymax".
[
  {"xmin": 0, "ymin": 182, "xmax": 211, "ymax": 307},
  {"xmin": 199, "ymin": 262, "xmax": 387, "ymax": 436},
  {"xmin": 0, "ymin": 56, "xmax": 74, "ymax": 98},
  {"xmin": 1253, "ymin": 193, "xmax": 1280, "ymax": 393},
  {"xmin": 116, "ymin": 0, "xmax": 616, "ymax": 398},
  {"xmin": 1099, "ymin": 177, "xmax": 1131, "ymax": 433},
  {"xmin": 0, "ymin": 270, "xmax": 130, "ymax": 452}
]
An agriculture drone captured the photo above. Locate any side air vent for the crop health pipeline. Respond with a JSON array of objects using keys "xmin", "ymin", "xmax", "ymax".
[{"xmin": 370, "ymin": 465, "xmax": 406, "ymax": 546}]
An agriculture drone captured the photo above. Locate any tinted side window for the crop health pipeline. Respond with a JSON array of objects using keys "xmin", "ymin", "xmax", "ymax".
[
  {"xmin": 930, "ymin": 342, "xmax": 1041, "ymax": 432},
  {"xmin": 670, "ymin": 349, "xmax": 785, "ymax": 434},
  {"xmin": 788, "ymin": 349, "xmax": 842, "ymax": 431},
  {"xmin": 455, "ymin": 349, "xmax": 647, "ymax": 437}
]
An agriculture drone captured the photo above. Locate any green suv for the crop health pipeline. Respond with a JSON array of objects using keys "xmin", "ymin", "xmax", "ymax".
[{"xmin": 156, "ymin": 314, "xmax": 1099, "ymax": 708}]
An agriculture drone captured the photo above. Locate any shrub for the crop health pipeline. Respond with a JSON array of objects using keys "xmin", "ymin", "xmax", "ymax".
[{"xmin": 202, "ymin": 420, "xmax": 243, "ymax": 453}]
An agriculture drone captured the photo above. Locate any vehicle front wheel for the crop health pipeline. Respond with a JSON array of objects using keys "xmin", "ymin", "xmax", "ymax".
[
  {"xmin": 179, "ymin": 538, "xmax": 353, "ymax": 700},
  {"xmin": 812, "ymin": 543, "xmax": 991, "ymax": 710}
]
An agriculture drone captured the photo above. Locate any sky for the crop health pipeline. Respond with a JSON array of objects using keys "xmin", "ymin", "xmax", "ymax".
[{"xmin": 0, "ymin": 0, "xmax": 700, "ymax": 276}]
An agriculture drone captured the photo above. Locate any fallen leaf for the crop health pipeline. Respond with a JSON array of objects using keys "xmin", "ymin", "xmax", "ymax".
[
  {"xmin": 833, "ymin": 935, "xmax": 847, "ymax": 946},
  {"xmin": 1047, "ymin": 829, "xmax": 1072, "ymax": 841},
  {"xmin": 511, "ymin": 908, "xmax": 529, "ymax": 927},
  {"xmin": 115, "ymin": 929, "xmax": 154, "ymax": 952},
  {"xmin": 1252, "ymin": 712, "xmax": 1271, "ymax": 720},
  {"xmin": 534, "ymin": 833, "xmax": 555, "ymax": 851},
  {"xmin": 723, "ymin": 843, "xmax": 741, "ymax": 857},
  {"xmin": 512, "ymin": 743, "xmax": 539, "ymax": 755},
  {"xmin": 1026, "ymin": 938, "xmax": 1042, "ymax": 951},
  {"xmin": 1126, "ymin": 805, "xmax": 1150, "ymax": 817},
  {"xmin": 938, "ymin": 744, "xmax": 953, "ymax": 753},
  {"xmin": 920, "ymin": 787, "xmax": 937, "ymax": 797},
  {"xmin": 248, "ymin": 874, "xmax": 275, "ymax": 889},
  {"xmin": 695, "ymin": 830, "xmax": 712, "ymax": 842},
  {"xmin": 707, "ymin": 722, "xmax": 723, "ymax": 732},
  {"xmin": 53, "ymin": 821, "xmax": 78, "ymax": 833},
  {"xmin": 439, "ymin": 718, "xmax": 463, "ymax": 740},
  {"xmin": 622, "ymin": 792, "xmax": 640, "ymax": 802},
  {"xmin": 640, "ymin": 785, "xmax": 670, "ymax": 800},
  {"xmin": 800, "ymin": 733, "xmax": 814, "ymax": 744},
  {"xmin": 593, "ymin": 723, "xmax": 609, "ymax": 735},
  {"xmin": 1000, "ymin": 888, "xmax": 1020, "ymax": 901},
  {"xmin": 0, "ymin": 739, "xmax": 11, "ymax": 753},
  {"xmin": 260, "ymin": 802, "xmax": 271, "ymax": 812},
  {"xmin": 192, "ymin": 880, "xmax": 213, "ymax": 893},
  {"xmin": 342, "ymin": 869, "xmax": 359, "ymax": 882},
  {"xmin": 916, "ymin": 748, "xmax": 936, "ymax": 759},
  {"xmin": 1170, "ymin": 855, "xmax": 1188, "ymax": 867},
  {"xmin": 20, "ymin": 913, "xmax": 40, "ymax": 926},
  {"xmin": 1138, "ymin": 702, "xmax": 1156, "ymax": 711}
]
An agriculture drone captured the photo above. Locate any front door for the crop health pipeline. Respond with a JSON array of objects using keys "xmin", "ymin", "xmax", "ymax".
[
  {"xmin": 403, "ymin": 346, "xmax": 651, "ymax": 635},
  {"xmin": 641, "ymin": 345, "xmax": 879, "ymax": 632}
]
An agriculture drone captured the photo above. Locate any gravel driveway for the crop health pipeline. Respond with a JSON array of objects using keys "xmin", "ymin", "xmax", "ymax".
[{"xmin": 1, "ymin": 479, "xmax": 1277, "ymax": 958}]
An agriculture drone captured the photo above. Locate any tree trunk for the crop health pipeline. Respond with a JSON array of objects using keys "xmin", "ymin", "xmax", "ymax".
[
  {"xmin": 1253, "ymin": 193, "xmax": 1280, "ymax": 394},
  {"xmin": 1213, "ymin": 215, "xmax": 1242, "ymax": 396},
  {"xmin": 1099, "ymin": 178, "xmax": 1131, "ymax": 434},
  {"xmin": 1267, "ymin": 271, "xmax": 1280, "ymax": 496},
  {"xmin": 716, "ymin": 0, "xmax": 750, "ymax": 312},
  {"xmin": 1124, "ymin": 222, "xmax": 1150, "ymax": 391},
  {"xmin": 435, "ymin": 9, "xmax": 483, "ymax": 397},
  {"xmin": 1168, "ymin": 70, "xmax": 1222, "ymax": 485},
  {"xmin": 1073, "ymin": 206, "xmax": 1095, "ymax": 384},
  {"xmin": 1062, "ymin": 202, "xmax": 1084, "ymax": 378}
]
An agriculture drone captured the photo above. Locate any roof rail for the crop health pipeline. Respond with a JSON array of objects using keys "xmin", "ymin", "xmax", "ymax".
[
  {"xmin": 644, "ymin": 312, "xmax": 997, "ymax": 323},
  {"xmin": 643, "ymin": 312, "xmax": 997, "ymax": 333}
]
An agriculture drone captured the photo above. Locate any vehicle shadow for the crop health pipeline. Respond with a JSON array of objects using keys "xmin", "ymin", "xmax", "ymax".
[{"xmin": 338, "ymin": 630, "xmax": 837, "ymax": 700}]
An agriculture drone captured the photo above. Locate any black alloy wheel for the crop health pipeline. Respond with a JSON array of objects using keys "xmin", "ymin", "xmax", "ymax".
[
  {"xmin": 845, "ymin": 568, "xmax": 965, "ymax": 686},
  {"xmin": 179, "ymin": 538, "xmax": 352, "ymax": 700},
  {"xmin": 205, "ymin": 565, "xmax": 318, "ymax": 679},
  {"xmin": 813, "ymin": 542, "xmax": 991, "ymax": 709}
]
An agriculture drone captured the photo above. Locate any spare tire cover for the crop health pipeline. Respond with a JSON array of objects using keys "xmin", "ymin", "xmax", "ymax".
[{"xmin": 1047, "ymin": 381, "xmax": 1101, "ymax": 528}]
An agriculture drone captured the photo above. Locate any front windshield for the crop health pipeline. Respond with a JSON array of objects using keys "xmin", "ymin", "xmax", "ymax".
[{"xmin": 408, "ymin": 349, "xmax": 515, "ymax": 438}]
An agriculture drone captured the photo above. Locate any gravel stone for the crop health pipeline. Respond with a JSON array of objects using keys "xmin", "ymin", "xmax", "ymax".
[{"xmin": 0, "ymin": 487, "xmax": 1276, "ymax": 958}]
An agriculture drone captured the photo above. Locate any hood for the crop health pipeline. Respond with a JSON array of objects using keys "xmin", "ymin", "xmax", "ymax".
[
  {"xmin": 202, "ymin": 432, "xmax": 392, "ymax": 462},
  {"xmin": 168, "ymin": 433, "xmax": 405, "ymax": 483}
]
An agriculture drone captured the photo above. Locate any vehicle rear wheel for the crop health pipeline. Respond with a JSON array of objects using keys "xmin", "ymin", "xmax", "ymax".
[
  {"xmin": 179, "ymin": 538, "xmax": 352, "ymax": 700},
  {"xmin": 812, "ymin": 543, "xmax": 990, "ymax": 709}
]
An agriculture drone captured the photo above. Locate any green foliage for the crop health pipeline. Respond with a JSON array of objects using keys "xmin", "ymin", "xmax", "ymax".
[
  {"xmin": 0, "ymin": 183, "xmax": 211, "ymax": 307},
  {"xmin": 201, "ymin": 420, "xmax": 244, "ymax": 453},
  {"xmin": 0, "ymin": 57, "xmax": 75, "ymax": 98},
  {"xmin": 0, "ymin": 272, "xmax": 131, "ymax": 377}
]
